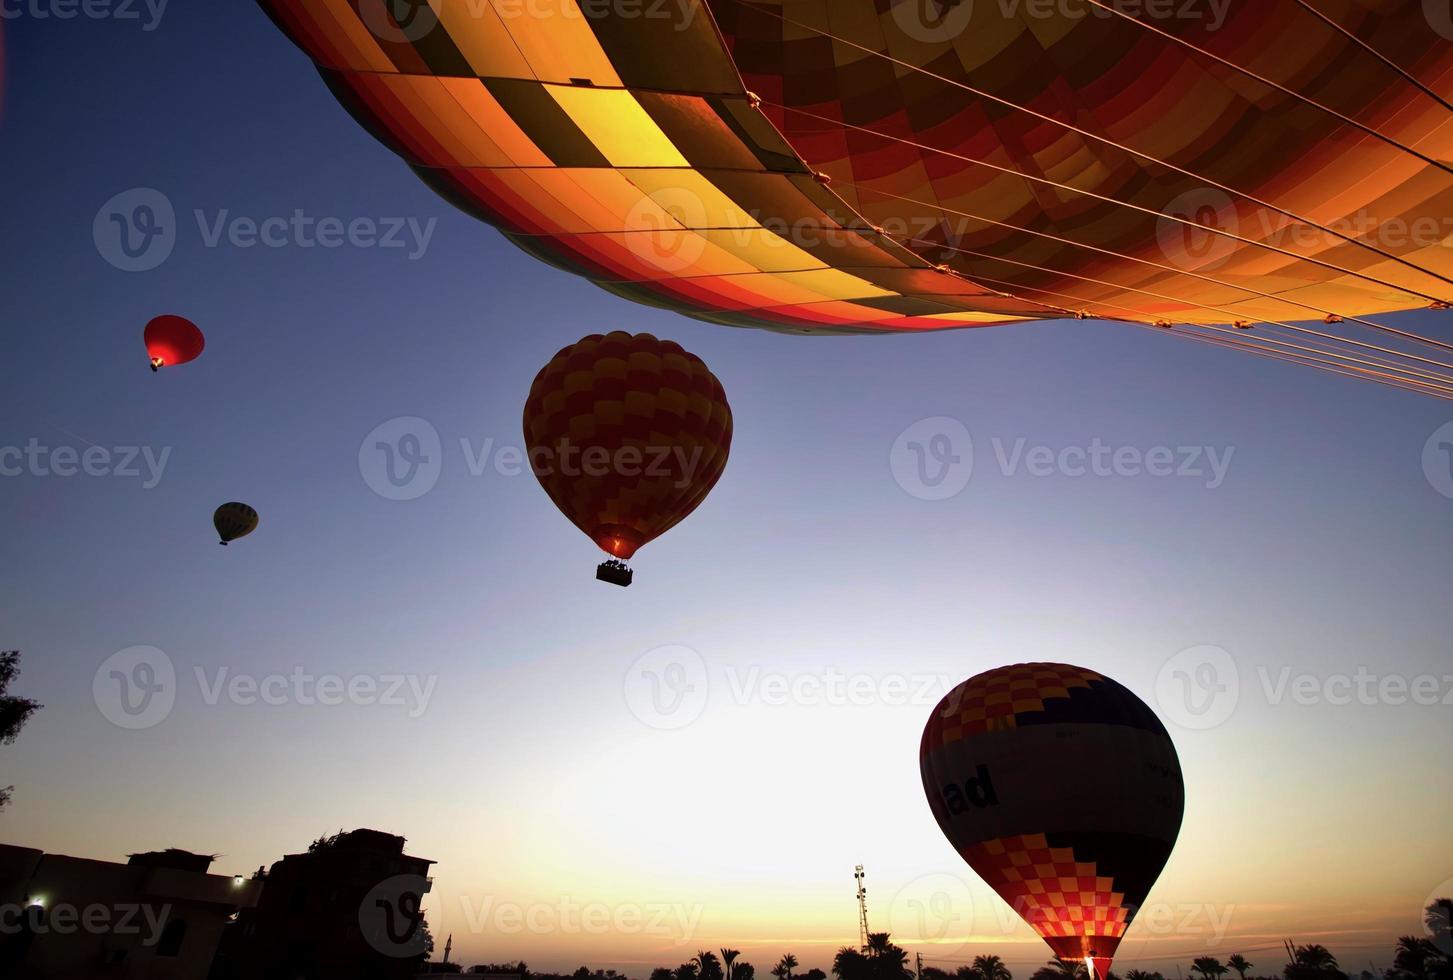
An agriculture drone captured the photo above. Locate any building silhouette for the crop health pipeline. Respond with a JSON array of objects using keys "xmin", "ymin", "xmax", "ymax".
[
  {"xmin": 211, "ymin": 828, "xmax": 434, "ymax": 980},
  {"xmin": 0, "ymin": 843, "xmax": 261, "ymax": 978}
]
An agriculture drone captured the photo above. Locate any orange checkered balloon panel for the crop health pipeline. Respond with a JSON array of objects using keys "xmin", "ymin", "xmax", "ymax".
[
  {"xmin": 522, "ymin": 332, "xmax": 732, "ymax": 561},
  {"xmin": 256, "ymin": 0, "xmax": 1450, "ymax": 334},
  {"xmin": 920, "ymin": 664, "xmax": 1185, "ymax": 980}
]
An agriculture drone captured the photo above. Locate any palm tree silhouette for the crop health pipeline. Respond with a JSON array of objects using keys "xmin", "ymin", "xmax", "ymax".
[
  {"xmin": 1393, "ymin": 936, "xmax": 1440, "ymax": 978},
  {"xmin": 1125, "ymin": 970, "xmax": 1165, "ymax": 980},
  {"xmin": 1427, "ymin": 898, "xmax": 1453, "ymax": 950},
  {"xmin": 1192, "ymin": 957, "xmax": 1228, "ymax": 980},
  {"xmin": 833, "ymin": 948, "xmax": 866, "ymax": 980},
  {"xmin": 1297, "ymin": 946, "xmax": 1338, "ymax": 971},
  {"xmin": 973, "ymin": 956, "xmax": 1011, "ymax": 980},
  {"xmin": 778, "ymin": 954, "xmax": 799, "ymax": 980},
  {"xmin": 723, "ymin": 949, "xmax": 741, "ymax": 980},
  {"xmin": 697, "ymin": 952, "xmax": 723, "ymax": 980},
  {"xmin": 1284, "ymin": 943, "xmax": 1341, "ymax": 980},
  {"xmin": 1227, "ymin": 955, "xmax": 1251, "ymax": 980},
  {"xmin": 1030, "ymin": 959, "xmax": 1086, "ymax": 980}
]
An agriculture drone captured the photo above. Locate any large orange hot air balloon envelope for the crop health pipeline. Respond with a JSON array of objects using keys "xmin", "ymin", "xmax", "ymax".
[
  {"xmin": 144, "ymin": 315, "xmax": 205, "ymax": 373},
  {"xmin": 523, "ymin": 332, "xmax": 732, "ymax": 586},
  {"xmin": 920, "ymin": 664, "xmax": 1184, "ymax": 980},
  {"xmin": 255, "ymin": 1, "xmax": 1453, "ymax": 395}
]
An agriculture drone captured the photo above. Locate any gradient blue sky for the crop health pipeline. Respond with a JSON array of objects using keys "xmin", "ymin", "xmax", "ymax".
[{"xmin": 1, "ymin": 5, "xmax": 1451, "ymax": 975}]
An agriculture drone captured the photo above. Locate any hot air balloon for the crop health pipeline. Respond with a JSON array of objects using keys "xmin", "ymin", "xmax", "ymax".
[
  {"xmin": 256, "ymin": 1, "xmax": 1453, "ymax": 396},
  {"xmin": 920, "ymin": 664, "xmax": 1184, "ymax": 980},
  {"xmin": 213, "ymin": 502, "xmax": 258, "ymax": 546},
  {"xmin": 143, "ymin": 315, "xmax": 205, "ymax": 373},
  {"xmin": 523, "ymin": 332, "xmax": 732, "ymax": 586}
]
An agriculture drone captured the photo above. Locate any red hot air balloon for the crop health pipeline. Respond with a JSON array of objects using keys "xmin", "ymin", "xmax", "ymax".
[
  {"xmin": 143, "ymin": 315, "xmax": 205, "ymax": 372},
  {"xmin": 920, "ymin": 664, "xmax": 1184, "ymax": 980},
  {"xmin": 523, "ymin": 332, "xmax": 732, "ymax": 587}
]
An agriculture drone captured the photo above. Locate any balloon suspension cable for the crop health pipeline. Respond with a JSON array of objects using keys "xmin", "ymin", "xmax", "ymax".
[
  {"xmin": 1289, "ymin": 0, "xmax": 1453, "ymax": 113},
  {"xmin": 772, "ymin": 101, "xmax": 1451, "ymax": 305},
  {"xmin": 872, "ymin": 216, "xmax": 1453, "ymax": 397},
  {"xmin": 726, "ymin": 0, "xmax": 1453, "ymax": 278},
  {"xmin": 737, "ymin": 100, "xmax": 1453, "ymax": 396}
]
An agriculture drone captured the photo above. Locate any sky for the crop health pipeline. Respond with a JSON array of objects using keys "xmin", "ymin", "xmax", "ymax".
[{"xmin": 1, "ymin": 4, "xmax": 1452, "ymax": 977}]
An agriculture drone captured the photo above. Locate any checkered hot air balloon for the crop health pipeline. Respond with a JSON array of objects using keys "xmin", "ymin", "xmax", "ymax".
[
  {"xmin": 522, "ymin": 332, "xmax": 732, "ymax": 586},
  {"xmin": 920, "ymin": 664, "xmax": 1185, "ymax": 980},
  {"xmin": 255, "ymin": 0, "xmax": 1453, "ymax": 396}
]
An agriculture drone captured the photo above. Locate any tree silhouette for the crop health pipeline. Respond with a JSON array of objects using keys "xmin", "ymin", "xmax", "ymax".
[
  {"xmin": 974, "ymin": 956, "xmax": 1012, "ymax": 980},
  {"xmin": 677, "ymin": 963, "xmax": 699, "ymax": 980},
  {"xmin": 697, "ymin": 952, "xmax": 724, "ymax": 980},
  {"xmin": 870, "ymin": 936, "xmax": 912, "ymax": 980},
  {"xmin": 1285, "ymin": 944, "xmax": 1344, "ymax": 980},
  {"xmin": 723, "ymin": 949, "xmax": 741, "ymax": 980},
  {"xmin": 1428, "ymin": 899, "xmax": 1453, "ymax": 950},
  {"xmin": 1030, "ymin": 960, "xmax": 1087, "ymax": 980},
  {"xmin": 1124, "ymin": 971, "xmax": 1166, "ymax": 980},
  {"xmin": 778, "ymin": 954, "xmax": 799, "ymax": 980},
  {"xmin": 0, "ymin": 651, "xmax": 41, "ymax": 811},
  {"xmin": 736, "ymin": 964, "xmax": 757, "ymax": 980},
  {"xmin": 1228, "ymin": 955, "xmax": 1252, "ymax": 980},
  {"xmin": 1192, "ymin": 958, "xmax": 1228, "ymax": 980},
  {"xmin": 1392, "ymin": 936, "xmax": 1441, "ymax": 978},
  {"xmin": 834, "ymin": 948, "xmax": 870, "ymax": 980}
]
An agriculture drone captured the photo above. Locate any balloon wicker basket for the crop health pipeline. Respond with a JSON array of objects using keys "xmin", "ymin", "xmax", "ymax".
[{"xmin": 596, "ymin": 560, "xmax": 633, "ymax": 588}]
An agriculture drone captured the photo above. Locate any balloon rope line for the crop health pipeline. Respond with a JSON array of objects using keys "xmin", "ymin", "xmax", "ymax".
[
  {"xmin": 1078, "ymin": 0, "xmax": 1453, "ymax": 137},
  {"xmin": 722, "ymin": 0, "xmax": 1453, "ymax": 281},
  {"xmin": 1149, "ymin": 325, "xmax": 1453, "ymax": 399},
  {"xmin": 1145, "ymin": 325, "xmax": 1453, "ymax": 400},
  {"xmin": 1185, "ymin": 325, "xmax": 1453, "ymax": 393},
  {"xmin": 902, "ymin": 233, "xmax": 1453, "ymax": 388},
  {"xmin": 874, "ymin": 250, "xmax": 1453, "ymax": 395},
  {"xmin": 853, "ymin": 182, "xmax": 1451, "ymax": 351},
  {"xmin": 1289, "ymin": 0, "xmax": 1453, "ymax": 113},
  {"xmin": 840, "ymin": 182, "xmax": 1453, "ymax": 356},
  {"xmin": 894, "ymin": 232, "xmax": 1453, "ymax": 392},
  {"xmin": 770, "ymin": 102, "xmax": 1452, "ymax": 303},
  {"xmin": 727, "ymin": 0, "xmax": 1450, "ymax": 174}
]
